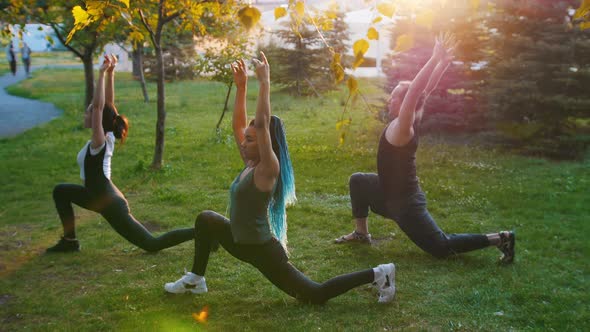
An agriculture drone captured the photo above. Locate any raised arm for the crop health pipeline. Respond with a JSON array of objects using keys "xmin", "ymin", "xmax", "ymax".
[
  {"xmin": 252, "ymin": 52, "xmax": 279, "ymax": 192},
  {"xmin": 424, "ymin": 34, "xmax": 456, "ymax": 98},
  {"xmin": 90, "ymin": 56, "xmax": 110, "ymax": 149},
  {"xmin": 231, "ymin": 59, "xmax": 248, "ymax": 163},
  {"xmin": 396, "ymin": 36, "xmax": 447, "ymax": 133},
  {"xmin": 105, "ymin": 54, "xmax": 117, "ymax": 107}
]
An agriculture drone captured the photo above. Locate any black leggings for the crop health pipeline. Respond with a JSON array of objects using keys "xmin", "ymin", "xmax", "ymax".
[
  {"xmin": 349, "ymin": 172, "xmax": 490, "ymax": 258},
  {"xmin": 191, "ymin": 210, "xmax": 375, "ymax": 304},
  {"xmin": 53, "ymin": 183, "xmax": 193, "ymax": 252}
]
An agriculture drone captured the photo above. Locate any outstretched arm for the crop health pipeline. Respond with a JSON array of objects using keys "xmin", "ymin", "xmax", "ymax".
[
  {"xmin": 90, "ymin": 56, "xmax": 110, "ymax": 149},
  {"xmin": 105, "ymin": 54, "xmax": 117, "ymax": 107},
  {"xmin": 396, "ymin": 36, "xmax": 447, "ymax": 133},
  {"xmin": 252, "ymin": 52, "xmax": 279, "ymax": 192},
  {"xmin": 424, "ymin": 59, "xmax": 451, "ymax": 98},
  {"xmin": 231, "ymin": 59, "xmax": 248, "ymax": 163}
]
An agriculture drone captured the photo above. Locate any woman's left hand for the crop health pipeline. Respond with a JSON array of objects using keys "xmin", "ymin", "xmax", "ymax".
[{"xmin": 252, "ymin": 51, "xmax": 270, "ymax": 84}]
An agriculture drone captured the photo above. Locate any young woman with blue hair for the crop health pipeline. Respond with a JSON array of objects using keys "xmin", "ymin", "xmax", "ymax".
[{"xmin": 164, "ymin": 53, "xmax": 396, "ymax": 304}]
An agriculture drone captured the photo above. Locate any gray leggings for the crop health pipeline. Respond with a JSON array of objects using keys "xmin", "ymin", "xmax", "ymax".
[
  {"xmin": 191, "ymin": 210, "xmax": 374, "ymax": 304},
  {"xmin": 53, "ymin": 183, "xmax": 193, "ymax": 252},
  {"xmin": 349, "ymin": 172, "xmax": 489, "ymax": 258}
]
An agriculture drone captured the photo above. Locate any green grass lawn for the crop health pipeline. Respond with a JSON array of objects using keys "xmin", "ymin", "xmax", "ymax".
[{"xmin": 1, "ymin": 69, "xmax": 589, "ymax": 331}]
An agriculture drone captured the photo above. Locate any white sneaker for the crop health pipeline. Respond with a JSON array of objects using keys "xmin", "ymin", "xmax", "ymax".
[
  {"xmin": 164, "ymin": 271, "xmax": 208, "ymax": 294},
  {"xmin": 373, "ymin": 263, "xmax": 396, "ymax": 303}
]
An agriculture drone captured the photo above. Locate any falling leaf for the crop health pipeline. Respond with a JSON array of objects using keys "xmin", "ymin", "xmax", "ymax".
[
  {"xmin": 367, "ymin": 27, "xmax": 379, "ymax": 40},
  {"xmin": 45, "ymin": 34, "xmax": 54, "ymax": 45},
  {"xmin": 347, "ymin": 77, "xmax": 358, "ymax": 94},
  {"xmin": 237, "ymin": 6, "xmax": 261, "ymax": 30},
  {"xmin": 274, "ymin": 7, "xmax": 287, "ymax": 20},
  {"xmin": 295, "ymin": 1, "xmax": 305, "ymax": 17},
  {"xmin": 393, "ymin": 34, "xmax": 414, "ymax": 53},
  {"xmin": 376, "ymin": 1, "xmax": 395, "ymax": 18},
  {"xmin": 415, "ymin": 9, "xmax": 434, "ymax": 29},
  {"xmin": 330, "ymin": 53, "xmax": 344, "ymax": 84},
  {"xmin": 372, "ymin": 16, "xmax": 382, "ymax": 24},
  {"xmin": 192, "ymin": 306, "xmax": 209, "ymax": 324}
]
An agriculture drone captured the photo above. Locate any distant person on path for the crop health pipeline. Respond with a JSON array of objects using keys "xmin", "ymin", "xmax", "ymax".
[
  {"xmin": 47, "ymin": 54, "xmax": 194, "ymax": 253},
  {"xmin": 6, "ymin": 42, "xmax": 17, "ymax": 76},
  {"xmin": 164, "ymin": 54, "xmax": 397, "ymax": 304},
  {"xmin": 21, "ymin": 42, "xmax": 32, "ymax": 78},
  {"xmin": 334, "ymin": 33, "xmax": 516, "ymax": 264}
]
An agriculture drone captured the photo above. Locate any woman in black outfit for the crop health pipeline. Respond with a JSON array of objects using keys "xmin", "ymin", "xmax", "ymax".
[
  {"xmin": 164, "ymin": 54, "xmax": 397, "ymax": 304},
  {"xmin": 335, "ymin": 34, "xmax": 516, "ymax": 263},
  {"xmin": 47, "ymin": 55, "xmax": 193, "ymax": 253}
]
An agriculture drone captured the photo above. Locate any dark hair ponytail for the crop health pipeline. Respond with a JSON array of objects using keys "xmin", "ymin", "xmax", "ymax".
[
  {"xmin": 102, "ymin": 104, "xmax": 129, "ymax": 143},
  {"xmin": 114, "ymin": 114, "xmax": 129, "ymax": 143}
]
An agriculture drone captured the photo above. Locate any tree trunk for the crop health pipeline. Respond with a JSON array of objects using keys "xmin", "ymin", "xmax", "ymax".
[
  {"xmin": 151, "ymin": 36, "xmax": 166, "ymax": 170},
  {"xmin": 82, "ymin": 54, "xmax": 94, "ymax": 107},
  {"xmin": 134, "ymin": 43, "xmax": 149, "ymax": 103},
  {"xmin": 216, "ymin": 81, "xmax": 233, "ymax": 129}
]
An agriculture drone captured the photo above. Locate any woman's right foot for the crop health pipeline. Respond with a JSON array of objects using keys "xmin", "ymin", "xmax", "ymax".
[
  {"xmin": 164, "ymin": 271, "xmax": 208, "ymax": 294},
  {"xmin": 46, "ymin": 237, "xmax": 80, "ymax": 253},
  {"xmin": 498, "ymin": 231, "xmax": 515, "ymax": 264},
  {"xmin": 334, "ymin": 230, "xmax": 372, "ymax": 244}
]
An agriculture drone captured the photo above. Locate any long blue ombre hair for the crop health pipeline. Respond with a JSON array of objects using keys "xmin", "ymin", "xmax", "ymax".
[{"xmin": 268, "ymin": 115, "xmax": 296, "ymax": 249}]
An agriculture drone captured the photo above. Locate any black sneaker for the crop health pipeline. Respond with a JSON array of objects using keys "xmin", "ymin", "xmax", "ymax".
[
  {"xmin": 46, "ymin": 237, "xmax": 80, "ymax": 253},
  {"xmin": 498, "ymin": 231, "xmax": 515, "ymax": 264}
]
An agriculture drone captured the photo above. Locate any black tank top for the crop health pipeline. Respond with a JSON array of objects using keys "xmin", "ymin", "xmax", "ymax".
[
  {"xmin": 84, "ymin": 145, "xmax": 111, "ymax": 193},
  {"xmin": 377, "ymin": 122, "xmax": 423, "ymax": 210}
]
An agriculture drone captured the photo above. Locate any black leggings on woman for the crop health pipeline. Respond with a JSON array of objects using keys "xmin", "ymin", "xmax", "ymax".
[
  {"xmin": 53, "ymin": 183, "xmax": 193, "ymax": 252},
  {"xmin": 191, "ymin": 210, "xmax": 374, "ymax": 304},
  {"xmin": 349, "ymin": 172, "xmax": 490, "ymax": 258}
]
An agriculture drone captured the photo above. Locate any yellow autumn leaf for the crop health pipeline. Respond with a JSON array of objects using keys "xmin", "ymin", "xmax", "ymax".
[
  {"xmin": 321, "ymin": 20, "xmax": 334, "ymax": 31},
  {"xmin": 394, "ymin": 34, "xmax": 414, "ymax": 53},
  {"xmin": 330, "ymin": 53, "xmax": 344, "ymax": 84},
  {"xmin": 347, "ymin": 77, "xmax": 358, "ymax": 94},
  {"xmin": 372, "ymin": 16, "xmax": 382, "ymax": 24},
  {"xmin": 336, "ymin": 118, "xmax": 351, "ymax": 131},
  {"xmin": 192, "ymin": 306, "xmax": 209, "ymax": 324},
  {"xmin": 295, "ymin": 1, "xmax": 305, "ymax": 17},
  {"xmin": 367, "ymin": 27, "xmax": 379, "ymax": 40},
  {"xmin": 339, "ymin": 131, "xmax": 346, "ymax": 145},
  {"xmin": 119, "ymin": 0, "xmax": 129, "ymax": 8},
  {"xmin": 353, "ymin": 39, "xmax": 370, "ymax": 57},
  {"xmin": 574, "ymin": 0, "xmax": 590, "ymax": 19},
  {"xmin": 274, "ymin": 7, "xmax": 287, "ymax": 20},
  {"xmin": 129, "ymin": 31, "xmax": 144, "ymax": 44},
  {"xmin": 415, "ymin": 9, "xmax": 434, "ymax": 29},
  {"xmin": 376, "ymin": 1, "xmax": 395, "ymax": 18},
  {"xmin": 238, "ymin": 6, "xmax": 261, "ymax": 30},
  {"xmin": 72, "ymin": 6, "xmax": 89, "ymax": 26},
  {"xmin": 580, "ymin": 21, "xmax": 590, "ymax": 30}
]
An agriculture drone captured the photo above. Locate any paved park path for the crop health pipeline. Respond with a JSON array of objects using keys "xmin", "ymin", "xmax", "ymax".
[{"xmin": 0, "ymin": 65, "xmax": 77, "ymax": 138}]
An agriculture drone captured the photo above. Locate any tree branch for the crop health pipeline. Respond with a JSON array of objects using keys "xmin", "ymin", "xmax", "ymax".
[
  {"xmin": 138, "ymin": 9, "xmax": 158, "ymax": 48},
  {"xmin": 50, "ymin": 23, "xmax": 84, "ymax": 59},
  {"xmin": 162, "ymin": 11, "xmax": 182, "ymax": 25}
]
